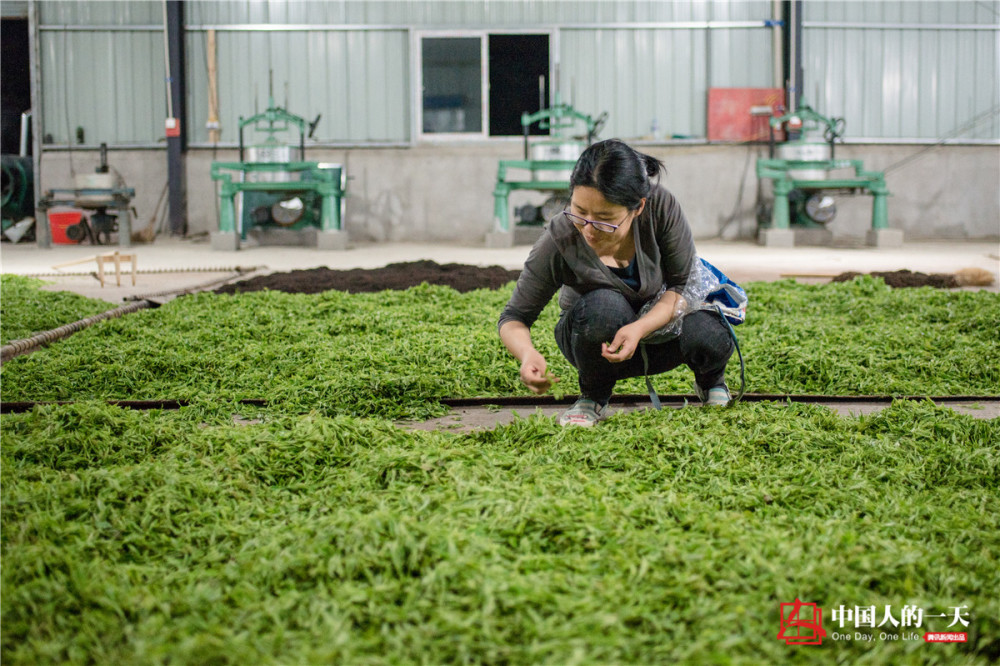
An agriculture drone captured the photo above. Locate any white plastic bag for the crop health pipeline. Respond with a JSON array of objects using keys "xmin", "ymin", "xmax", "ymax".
[{"xmin": 638, "ymin": 257, "xmax": 741, "ymax": 344}]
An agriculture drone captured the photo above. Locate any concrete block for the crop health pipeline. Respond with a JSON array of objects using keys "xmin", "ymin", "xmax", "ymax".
[
  {"xmin": 758, "ymin": 228, "xmax": 796, "ymax": 247},
  {"xmin": 316, "ymin": 230, "xmax": 349, "ymax": 251},
  {"xmin": 866, "ymin": 228, "xmax": 904, "ymax": 248},
  {"xmin": 486, "ymin": 231, "xmax": 515, "ymax": 248},
  {"xmin": 211, "ymin": 232, "xmax": 240, "ymax": 251},
  {"xmin": 793, "ymin": 227, "xmax": 834, "ymax": 246}
]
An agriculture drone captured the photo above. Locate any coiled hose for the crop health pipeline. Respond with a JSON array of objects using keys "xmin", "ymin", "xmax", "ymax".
[{"xmin": 0, "ymin": 300, "xmax": 153, "ymax": 364}]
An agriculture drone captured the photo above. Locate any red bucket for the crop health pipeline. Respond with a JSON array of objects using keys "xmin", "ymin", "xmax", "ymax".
[{"xmin": 49, "ymin": 210, "xmax": 84, "ymax": 244}]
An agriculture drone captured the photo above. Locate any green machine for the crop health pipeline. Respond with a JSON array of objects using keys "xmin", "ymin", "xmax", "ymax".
[
  {"xmin": 491, "ymin": 92, "xmax": 606, "ymax": 236},
  {"xmin": 756, "ymin": 100, "xmax": 891, "ymax": 245},
  {"xmin": 211, "ymin": 97, "xmax": 346, "ymax": 251}
]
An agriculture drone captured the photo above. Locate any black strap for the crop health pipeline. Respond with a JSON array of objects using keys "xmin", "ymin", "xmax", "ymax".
[
  {"xmin": 641, "ymin": 305, "xmax": 745, "ymax": 409},
  {"xmin": 714, "ymin": 304, "xmax": 746, "ymax": 405},
  {"xmin": 640, "ymin": 344, "xmax": 662, "ymax": 409}
]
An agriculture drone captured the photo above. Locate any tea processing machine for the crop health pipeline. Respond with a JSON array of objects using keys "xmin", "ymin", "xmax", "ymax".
[
  {"xmin": 489, "ymin": 89, "xmax": 605, "ymax": 246},
  {"xmin": 755, "ymin": 101, "xmax": 895, "ymax": 246},
  {"xmin": 210, "ymin": 96, "xmax": 346, "ymax": 251},
  {"xmin": 38, "ymin": 143, "xmax": 136, "ymax": 247}
]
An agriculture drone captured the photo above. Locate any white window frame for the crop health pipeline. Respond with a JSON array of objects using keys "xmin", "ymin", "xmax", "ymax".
[
  {"xmin": 414, "ymin": 30, "xmax": 488, "ymax": 142},
  {"xmin": 413, "ymin": 29, "xmax": 556, "ymax": 143}
]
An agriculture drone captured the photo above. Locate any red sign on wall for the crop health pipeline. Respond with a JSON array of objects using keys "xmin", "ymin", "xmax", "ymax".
[{"xmin": 707, "ymin": 88, "xmax": 784, "ymax": 142}]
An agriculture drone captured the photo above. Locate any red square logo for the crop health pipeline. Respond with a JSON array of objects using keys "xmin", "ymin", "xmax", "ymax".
[{"xmin": 778, "ymin": 599, "xmax": 828, "ymax": 645}]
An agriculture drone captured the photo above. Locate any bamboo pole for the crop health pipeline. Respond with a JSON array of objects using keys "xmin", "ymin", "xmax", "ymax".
[{"xmin": 207, "ymin": 29, "xmax": 220, "ymax": 143}]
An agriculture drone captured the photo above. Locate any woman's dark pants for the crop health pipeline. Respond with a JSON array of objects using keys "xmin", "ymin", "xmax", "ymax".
[{"xmin": 554, "ymin": 289, "xmax": 734, "ymax": 404}]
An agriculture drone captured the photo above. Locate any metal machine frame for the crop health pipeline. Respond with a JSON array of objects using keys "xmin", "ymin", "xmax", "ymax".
[
  {"xmin": 211, "ymin": 161, "xmax": 345, "ymax": 237},
  {"xmin": 491, "ymin": 95, "xmax": 605, "ymax": 233}
]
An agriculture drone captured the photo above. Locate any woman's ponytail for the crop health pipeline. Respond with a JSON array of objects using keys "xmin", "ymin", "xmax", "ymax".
[{"xmin": 641, "ymin": 152, "xmax": 665, "ymax": 180}]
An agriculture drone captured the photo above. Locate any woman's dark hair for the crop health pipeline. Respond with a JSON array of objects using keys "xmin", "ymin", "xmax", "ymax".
[{"xmin": 569, "ymin": 138, "xmax": 664, "ymax": 210}]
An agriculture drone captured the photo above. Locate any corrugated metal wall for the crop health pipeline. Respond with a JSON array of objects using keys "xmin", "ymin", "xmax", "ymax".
[
  {"xmin": 35, "ymin": 1, "xmax": 999, "ymax": 146},
  {"xmin": 37, "ymin": 1, "xmax": 165, "ymax": 146},
  {"xmin": 38, "ymin": 30, "xmax": 166, "ymax": 145},
  {"xmin": 184, "ymin": 28, "xmax": 409, "ymax": 144},
  {"xmin": 560, "ymin": 24, "xmax": 774, "ymax": 140},
  {"xmin": 804, "ymin": 1, "xmax": 1000, "ymax": 141}
]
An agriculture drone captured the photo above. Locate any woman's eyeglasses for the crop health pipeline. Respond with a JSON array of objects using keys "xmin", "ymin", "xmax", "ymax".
[{"xmin": 563, "ymin": 209, "xmax": 630, "ymax": 234}]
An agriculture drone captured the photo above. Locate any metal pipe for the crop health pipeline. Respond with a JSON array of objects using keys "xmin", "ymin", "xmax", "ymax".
[
  {"xmin": 40, "ymin": 136, "xmax": 991, "ymax": 151},
  {"xmin": 37, "ymin": 20, "xmax": 993, "ymax": 33},
  {"xmin": 191, "ymin": 21, "xmax": 1000, "ymax": 32},
  {"xmin": 27, "ymin": 0, "xmax": 49, "ymax": 248},
  {"xmin": 772, "ymin": 0, "xmax": 783, "ymax": 89},
  {"xmin": 183, "ymin": 21, "xmax": 773, "ymax": 32},
  {"xmin": 165, "ymin": 0, "xmax": 187, "ymax": 236},
  {"xmin": 39, "ymin": 25, "xmax": 166, "ymax": 32},
  {"xmin": 19, "ymin": 112, "xmax": 31, "ymax": 157},
  {"xmin": 804, "ymin": 21, "xmax": 999, "ymax": 31},
  {"xmin": 788, "ymin": 0, "xmax": 799, "ymax": 112},
  {"xmin": 161, "ymin": 1, "xmax": 173, "ymax": 120}
]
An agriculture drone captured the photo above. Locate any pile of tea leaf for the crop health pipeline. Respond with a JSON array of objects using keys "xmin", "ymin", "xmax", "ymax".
[{"xmin": 1, "ymin": 276, "xmax": 997, "ymax": 419}]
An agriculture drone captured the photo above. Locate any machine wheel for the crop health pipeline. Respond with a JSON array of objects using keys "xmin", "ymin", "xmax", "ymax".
[
  {"xmin": 271, "ymin": 197, "xmax": 305, "ymax": 226},
  {"xmin": 805, "ymin": 193, "xmax": 837, "ymax": 224},
  {"xmin": 64, "ymin": 222, "xmax": 90, "ymax": 243}
]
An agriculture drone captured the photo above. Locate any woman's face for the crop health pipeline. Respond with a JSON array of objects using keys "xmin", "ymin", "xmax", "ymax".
[{"xmin": 567, "ymin": 186, "xmax": 643, "ymax": 252}]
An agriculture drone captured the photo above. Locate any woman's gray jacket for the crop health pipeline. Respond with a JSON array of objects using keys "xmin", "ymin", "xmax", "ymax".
[{"xmin": 498, "ymin": 184, "xmax": 696, "ymax": 331}]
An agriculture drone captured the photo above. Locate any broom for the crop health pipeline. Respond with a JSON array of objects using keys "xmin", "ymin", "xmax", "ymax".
[
  {"xmin": 953, "ymin": 267, "xmax": 996, "ymax": 287},
  {"xmin": 131, "ymin": 181, "xmax": 169, "ymax": 244}
]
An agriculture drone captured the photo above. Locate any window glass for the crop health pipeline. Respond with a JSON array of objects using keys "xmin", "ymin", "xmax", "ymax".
[{"xmin": 421, "ymin": 37, "xmax": 481, "ymax": 133}]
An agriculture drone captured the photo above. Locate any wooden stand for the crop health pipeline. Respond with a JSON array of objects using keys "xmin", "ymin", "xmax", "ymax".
[{"xmin": 53, "ymin": 251, "xmax": 137, "ymax": 287}]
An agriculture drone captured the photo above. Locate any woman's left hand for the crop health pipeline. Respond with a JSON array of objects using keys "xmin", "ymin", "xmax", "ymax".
[{"xmin": 601, "ymin": 322, "xmax": 645, "ymax": 363}]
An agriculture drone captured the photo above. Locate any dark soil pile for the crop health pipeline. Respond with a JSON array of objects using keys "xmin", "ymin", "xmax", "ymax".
[
  {"xmin": 831, "ymin": 269, "xmax": 959, "ymax": 289},
  {"xmin": 214, "ymin": 260, "xmax": 522, "ymax": 295}
]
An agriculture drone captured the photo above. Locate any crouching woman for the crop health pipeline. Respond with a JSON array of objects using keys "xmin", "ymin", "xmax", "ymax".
[{"xmin": 498, "ymin": 139, "xmax": 734, "ymax": 426}]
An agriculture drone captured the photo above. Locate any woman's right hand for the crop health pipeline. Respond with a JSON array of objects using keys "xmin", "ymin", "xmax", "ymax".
[{"xmin": 520, "ymin": 351, "xmax": 558, "ymax": 394}]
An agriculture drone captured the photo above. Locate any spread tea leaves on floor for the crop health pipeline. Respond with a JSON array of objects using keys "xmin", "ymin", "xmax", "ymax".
[
  {"xmin": 2, "ymin": 401, "xmax": 997, "ymax": 663},
  {"xmin": 1, "ymin": 274, "xmax": 998, "ymax": 663}
]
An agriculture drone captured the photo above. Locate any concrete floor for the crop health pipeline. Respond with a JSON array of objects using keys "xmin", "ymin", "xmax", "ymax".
[{"xmin": 398, "ymin": 398, "xmax": 1000, "ymax": 431}]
